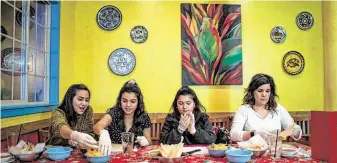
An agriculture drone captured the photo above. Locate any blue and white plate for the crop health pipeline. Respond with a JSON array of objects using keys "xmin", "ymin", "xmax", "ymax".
[
  {"xmin": 270, "ymin": 26, "xmax": 286, "ymax": 43},
  {"xmin": 1, "ymin": 47, "xmax": 24, "ymax": 75},
  {"xmin": 130, "ymin": 26, "xmax": 148, "ymax": 43},
  {"xmin": 108, "ymin": 48, "xmax": 136, "ymax": 76},
  {"xmin": 96, "ymin": 5, "xmax": 122, "ymax": 30},
  {"xmin": 296, "ymin": 11, "xmax": 314, "ymax": 30}
]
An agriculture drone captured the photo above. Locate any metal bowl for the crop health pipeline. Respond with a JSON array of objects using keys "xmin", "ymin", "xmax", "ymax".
[{"xmin": 12, "ymin": 151, "xmax": 44, "ymax": 162}]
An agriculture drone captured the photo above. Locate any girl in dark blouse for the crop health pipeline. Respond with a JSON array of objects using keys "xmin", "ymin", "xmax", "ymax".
[
  {"xmin": 93, "ymin": 80, "xmax": 151, "ymax": 155},
  {"xmin": 160, "ymin": 86, "xmax": 216, "ymax": 145}
]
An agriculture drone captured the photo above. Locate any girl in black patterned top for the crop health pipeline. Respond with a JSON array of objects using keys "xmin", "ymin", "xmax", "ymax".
[{"xmin": 93, "ymin": 80, "xmax": 151, "ymax": 155}]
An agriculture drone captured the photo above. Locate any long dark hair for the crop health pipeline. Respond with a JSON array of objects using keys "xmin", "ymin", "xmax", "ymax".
[
  {"xmin": 59, "ymin": 84, "xmax": 91, "ymax": 125},
  {"xmin": 108, "ymin": 80, "xmax": 147, "ymax": 133},
  {"xmin": 243, "ymin": 73, "xmax": 278, "ymax": 114},
  {"xmin": 170, "ymin": 86, "xmax": 206, "ymax": 118}
]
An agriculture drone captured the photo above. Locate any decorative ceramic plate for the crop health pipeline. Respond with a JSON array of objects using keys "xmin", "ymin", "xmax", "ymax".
[
  {"xmin": 130, "ymin": 26, "xmax": 148, "ymax": 43},
  {"xmin": 1, "ymin": 26, "xmax": 7, "ymax": 42},
  {"xmin": 282, "ymin": 51, "xmax": 305, "ymax": 75},
  {"xmin": 96, "ymin": 5, "xmax": 122, "ymax": 30},
  {"xmin": 16, "ymin": 6, "xmax": 35, "ymax": 27},
  {"xmin": 108, "ymin": 48, "xmax": 136, "ymax": 76},
  {"xmin": 1, "ymin": 47, "xmax": 24, "ymax": 76},
  {"xmin": 296, "ymin": 11, "xmax": 314, "ymax": 30},
  {"xmin": 270, "ymin": 26, "xmax": 286, "ymax": 43}
]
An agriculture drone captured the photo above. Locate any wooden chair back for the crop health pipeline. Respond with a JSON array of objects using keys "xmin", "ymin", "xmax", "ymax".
[
  {"xmin": 293, "ymin": 116, "xmax": 311, "ymax": 136},
  {"xmin": 210, "ymin": 117, "xmax": 231, "ymax": 129},
  {"xmin": 150, "ymin": 118, "xmax": 165, "ymax": 143}
]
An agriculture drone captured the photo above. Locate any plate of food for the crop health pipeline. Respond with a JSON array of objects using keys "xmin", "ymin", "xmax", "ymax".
[{"xmin": 9, "ymin": 141, "xmax": 45, "ymax": 162}]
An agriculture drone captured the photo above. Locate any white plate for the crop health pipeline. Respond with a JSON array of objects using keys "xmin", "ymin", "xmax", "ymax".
[
  {"xmin": 0, "ymin": 156, "xmax": 15, "ymax": 163},
  {"xmin": 282, "ymin": 154, "xmax": 300, "ymax": 158},
  {"xmin": 282, "ymin": 144, "xmax": 297, "ymax": 149}
]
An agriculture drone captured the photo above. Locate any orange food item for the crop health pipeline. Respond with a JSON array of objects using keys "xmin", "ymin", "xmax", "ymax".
[{"xmin": 87, "ymin": 149, "xmax": 103, "ymax": 156}]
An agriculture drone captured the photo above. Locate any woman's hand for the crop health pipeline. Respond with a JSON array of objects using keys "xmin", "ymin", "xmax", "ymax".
[
  {"xmin": 187, "ymin": 113, "xmax": 196, "ymax": 135},
  {"xmin": 291, "ymin": 125, "xmax": 302, "ymax": 141},
  {"xmin": 135, "ymin": 136, "xmax": 149, "ymax": 146},
  {"xmin": 98, "ymin": 129, "xmax": 112, "ymax": 155},
  {"xmin": 178, "ymin": 114, "xmax": 190, "ymax": 133},
  {"xmin": 70, "ymin": 131, "xmax": 98, "ymax": 149}
]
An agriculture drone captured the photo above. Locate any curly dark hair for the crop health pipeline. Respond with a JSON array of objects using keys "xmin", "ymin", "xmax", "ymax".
[
  {"xmin": 108, "ymin": 80, "xmax": 148, "ymax": 133},
  {"xmin": 170, "ymin": 86, "xmax": 206, "ymax": 118},
  {"xmin": 243, "ymin": 73, "xmax": 279, "ymax": 114},
  {"xmin": 59, "ymin": 84, "xmax": 91, "ymax": 125}
]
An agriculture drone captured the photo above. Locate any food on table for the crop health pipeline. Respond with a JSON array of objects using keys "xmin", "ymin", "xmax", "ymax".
[
  {"xmin": 242, "ymin": 144, "xmax": 267, "ymax": 151},
  {"xmin": 207, "ymin": 143, "xmax": 228, "ymax": 150},
  {"xmin": 159, "ymin": 142, "xmax": 184, "ymax": 158},
  {"xmin": 22, "ymin": 142, "xmax": 35, "ymax": 152},
  {"xmin": 147, "ymin": 148, "xmax": 160, "ymax": 156},
  {"xmin": 87, "ymin": 149, "xmax": 104, "ymax": 156}
]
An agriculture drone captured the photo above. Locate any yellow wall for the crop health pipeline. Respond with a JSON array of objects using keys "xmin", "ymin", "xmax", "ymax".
[
  {"xmin": 59, "ymin": 1, "xmax": 324, "ymax": 113},
  {"xmin": 323, "ymin": 1, "xmax": 337, "ymax": 111},
  {"xmin": 1, "ymin": 1, "xmax": 326, "ymax": 128}
]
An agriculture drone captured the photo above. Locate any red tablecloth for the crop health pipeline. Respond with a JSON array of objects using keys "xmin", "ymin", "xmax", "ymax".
[{"xmin": 33, "ymin": 143, "xmax": 324, "ymax": 163}]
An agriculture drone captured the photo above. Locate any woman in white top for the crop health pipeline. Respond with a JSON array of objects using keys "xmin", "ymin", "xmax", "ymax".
[{"xmin": 230, "ymin": 73, "xmax": 302, "ymax": 142}]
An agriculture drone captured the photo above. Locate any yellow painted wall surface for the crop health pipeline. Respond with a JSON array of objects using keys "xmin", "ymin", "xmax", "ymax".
[
  {"xmin": 1, "ymin": 1, "xmax": 325, "ymax": 128},
  {"xmin": 323, "ymin": 1, "xmax": 337, "ymax": 111},
  {"xmin": 59, "ymin": 1, "xmax": 324, "ymax": 113}
]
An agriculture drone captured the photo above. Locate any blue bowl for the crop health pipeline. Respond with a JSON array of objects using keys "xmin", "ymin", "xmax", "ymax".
[
  {"xmin": 208, "ymin": 149, "xmax": 227, "ymax": 157},
  {"xmin": 226, "ymin": 149, "xmax": 253, "ymax": 163},
  {"xmin": 85, "ymin": 153, "xmax": 111, "ymax": 163},
  {"xmin": 45, "ymin": 147, "xmax": 73, "ymax": 161}
]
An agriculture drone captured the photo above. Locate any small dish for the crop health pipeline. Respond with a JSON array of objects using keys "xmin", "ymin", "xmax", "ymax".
[
  {"xmin": 281, "ymin": 147, "xmax": 299, "ymax": 156},
  {"xmin": 0, "ymin": 155, "xmax": 15, "ymax": 163},
  {"xmin": 281, "ymin": 153, "xmax": 300, "ymax": 158}
]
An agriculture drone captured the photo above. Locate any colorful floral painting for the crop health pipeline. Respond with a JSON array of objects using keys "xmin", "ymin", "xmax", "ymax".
[{"xmin": 181, "ymin": 4, "xmax": 242, "ymax": 85}]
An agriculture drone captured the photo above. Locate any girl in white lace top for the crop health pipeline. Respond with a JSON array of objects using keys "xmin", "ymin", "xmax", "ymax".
[{"xmin": 230, "ymin": 73, "xmax": 302, "ymax": 142}]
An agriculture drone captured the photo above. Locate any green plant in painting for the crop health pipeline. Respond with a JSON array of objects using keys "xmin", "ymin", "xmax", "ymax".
[{"xmin": 181, "ymin": 4, "xmax": 242, "ymax": 85}]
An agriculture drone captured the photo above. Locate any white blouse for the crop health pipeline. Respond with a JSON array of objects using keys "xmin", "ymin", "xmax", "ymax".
[{"xmin": 230, "ymin": 104, "xmax": 295, "ymax": 142}]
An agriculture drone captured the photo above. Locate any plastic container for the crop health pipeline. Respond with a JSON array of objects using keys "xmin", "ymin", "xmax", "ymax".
[
  {"xmin": 45, "ymin": 147, "xmax": 73, "ymax": 161},
  {"xmin": 226, "ymin": 149, "xmax": 253, "ymax": 163}
]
